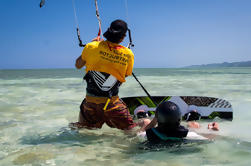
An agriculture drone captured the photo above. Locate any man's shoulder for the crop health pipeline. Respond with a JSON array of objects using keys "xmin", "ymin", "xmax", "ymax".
[
  {"xmin": 125, "ymin": 48, "xmax": 134, "ymax": 57},
  {"xmin": 120, "ymin": 45, "xmax": 133, "ymax": 55},
  {"xmin": 106, "ymin": 41, "xmax": 134, "ymax": 56},
  {"xmin": 85, "ymin": 41, "xmax": 101, "ymax": 49}
]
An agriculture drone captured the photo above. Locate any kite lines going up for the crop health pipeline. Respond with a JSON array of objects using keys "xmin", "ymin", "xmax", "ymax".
[
  {"xmin": 71, "ymin": 0, "xmax": 103, "ymax": 47},
  {"xmin": 39, "ymin": 0, "xmax": 102, "ymax": 47},
  {"xmin": 71, "ymin": 0, "xmax": 133, "ymax": 48},
  {"xmin": 39, "ymin": 0, "xmax": 132, "ymax": 48}
]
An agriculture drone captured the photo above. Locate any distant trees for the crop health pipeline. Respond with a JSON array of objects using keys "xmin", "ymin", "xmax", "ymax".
[{"xmin": 188, "ymin": 61, "xmax": 251, "ymax": 68}]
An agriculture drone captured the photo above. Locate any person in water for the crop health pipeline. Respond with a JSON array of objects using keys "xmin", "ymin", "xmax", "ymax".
[
  {"xmin": 72, "ymin": 19, "xmax": 136, "ymax": 130},
  {"xmin": 137, "ymin": 101, "xmax": 219, "ymax": 142},
  {"xmin": 184, "ymin": 109, "xmax": 219, "ymax": 131}
]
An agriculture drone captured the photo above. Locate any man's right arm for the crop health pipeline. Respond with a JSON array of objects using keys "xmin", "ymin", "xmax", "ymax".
[
  {"xmin": 125, "ymin": 51, "xmax": 134, "ymax": 77},
  {"xmin": 75, "ymin": 55, "xmax": 86, "ymax": 69}
]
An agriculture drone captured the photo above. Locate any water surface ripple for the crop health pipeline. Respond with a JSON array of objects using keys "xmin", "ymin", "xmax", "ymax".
[{"xmin": 1, "ymin": 68, "xmax": 251, "ymax": 166}]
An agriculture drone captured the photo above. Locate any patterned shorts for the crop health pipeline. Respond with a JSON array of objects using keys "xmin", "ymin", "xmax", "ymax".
[{"xmin": 76, "ymin": 96, "xmax": 137, "ymax": 130}]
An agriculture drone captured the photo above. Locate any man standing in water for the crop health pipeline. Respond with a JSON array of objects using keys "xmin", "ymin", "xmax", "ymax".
[{"xmin": 72, "ymin": 20, "xmax": 137, "ymax": 130}]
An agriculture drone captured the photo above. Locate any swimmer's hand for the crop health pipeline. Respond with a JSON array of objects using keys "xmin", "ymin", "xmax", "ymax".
[
  {"xmin": 187, "ymin": 121, "xmax": 200, "ymax": 129},
  {"xmin": 208, "ymin": 122, "xmax": 219, "ymax": 131},
  {"xmin": 188, "ymin": 121, "xmax": 219, "ymax": 131}
]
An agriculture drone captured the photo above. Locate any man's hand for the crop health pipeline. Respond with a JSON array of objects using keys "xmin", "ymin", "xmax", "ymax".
[
  {"xmin": 75, "ymin": 55, "xmax": 86, "ymax": 69},
  {"xmin": 92, "ymin": 36, "xmax": 104, "ymax": 42}
]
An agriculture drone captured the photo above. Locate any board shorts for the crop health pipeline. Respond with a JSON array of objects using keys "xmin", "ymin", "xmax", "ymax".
[{"xmin": 76, "ymin": 96, "xmax": 137, "ymax": 130}]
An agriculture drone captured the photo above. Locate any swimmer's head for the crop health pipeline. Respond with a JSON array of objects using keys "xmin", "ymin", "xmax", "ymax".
[{"xmin": 156, "ymin": 101, "xmax": 181, "ymax": 128}]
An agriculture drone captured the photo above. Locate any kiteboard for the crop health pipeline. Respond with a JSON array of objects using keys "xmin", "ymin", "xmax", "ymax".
[{"xmin": 121, "ymin": 96, "xmax": 233, "ymax": 120}]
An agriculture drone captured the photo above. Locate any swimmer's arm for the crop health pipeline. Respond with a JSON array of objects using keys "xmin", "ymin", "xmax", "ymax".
[
  {"xmin": 187, "ymin": 122, "xmax": 220, "ymax": 132},
  {"xmin": 188, "ymin": 122, "xmax": 220, "ymax": 140},
  {"xmin": 143, "ymin": 117, "xmax": 157, "ymax": 131},
  {"xmin": 75, "ymin": 55, "xmax": 86, "ymax": 69}
]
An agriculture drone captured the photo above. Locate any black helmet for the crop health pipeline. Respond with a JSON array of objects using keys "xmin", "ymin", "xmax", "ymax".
[
  {"xmin": 103, "ymin": 19, "xmax": 128, "ymax": 43},
  {"xmin": 156, "ymin": 101, "xmax": 181, "ymax": 128}
]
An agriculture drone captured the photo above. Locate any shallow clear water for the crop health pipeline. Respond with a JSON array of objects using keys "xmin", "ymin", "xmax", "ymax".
[{"xmin": 0, "ymin": 68, "xmax": 251, "ymax": 166}]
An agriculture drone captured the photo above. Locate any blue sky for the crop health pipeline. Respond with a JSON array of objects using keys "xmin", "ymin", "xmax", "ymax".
[{"xmin": 1, "ymin": 0, "xmax": 251, "ymax": 69}]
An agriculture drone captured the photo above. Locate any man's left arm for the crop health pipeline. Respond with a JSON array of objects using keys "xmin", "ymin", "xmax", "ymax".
[{"xmin": 75, "ymin": 55, "xmax": 86, "ymax": 69}]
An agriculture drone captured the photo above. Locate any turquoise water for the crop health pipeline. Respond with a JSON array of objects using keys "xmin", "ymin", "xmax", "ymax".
[{"xmin": 1, "ymin": 68, "xmax": 251, "ymax": 166}]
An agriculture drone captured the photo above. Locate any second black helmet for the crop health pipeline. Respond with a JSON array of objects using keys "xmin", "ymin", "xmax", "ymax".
[{"xmin": 156, "ymin": 101, "xmax": 181, "ymax": 127}]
